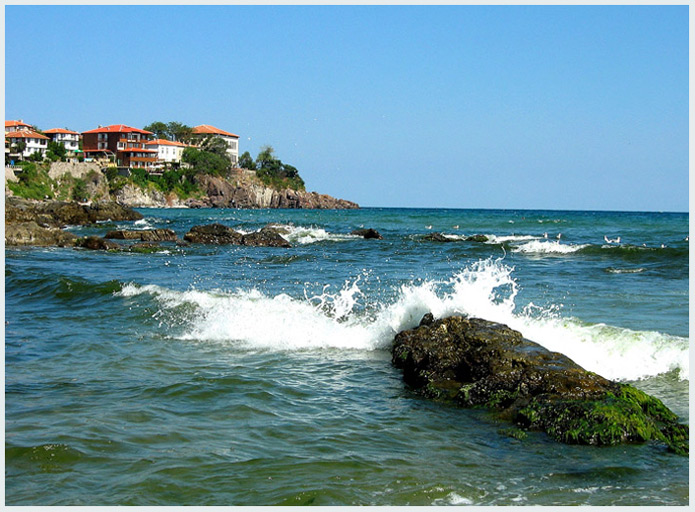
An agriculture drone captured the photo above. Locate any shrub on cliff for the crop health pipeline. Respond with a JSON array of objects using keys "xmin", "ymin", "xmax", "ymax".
[
  {"xmin": 182, "ymin": 147, "xmax": 229, "ymax": 176},
  {"xmin": 7, "ymin": 162, "xmax": 54, "ymax": 200},
  {"xmin": 254, "ymin": 146, "xmax": 305, "ymax": 191}
]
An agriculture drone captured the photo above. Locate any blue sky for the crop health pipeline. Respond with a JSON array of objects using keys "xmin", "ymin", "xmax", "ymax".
[{"xmin": 5, "ymin": 5, "xmax": 688, "ymax": 211}]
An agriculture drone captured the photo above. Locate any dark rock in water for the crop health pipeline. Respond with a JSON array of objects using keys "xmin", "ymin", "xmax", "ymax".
[
  {"xmin": 392, "ymin": 315, "xmax": 688, "ymax": 455},
  {"xmin": 87, "ymin": 202, "xmax": 143, "ymax": 223},
  {"xmin": 422, "ymin": 232, "xmax": 456, "ymax": 242},
  {"xmin": 5, "ymin": 221, "xmax": 78, "ymax": 247},
  {"xmin": 105, "ymin": 229, "xmax": 177, "ymax": 242},
  {"xmin": 77, "ymin": 236, "xmax": 120, "ymax": 251},
  {"xmin": 351, "ymin": 228, "xmax": 383, "ymax": 239},
  {"xmin": 104, "ymin": 230, "xmax": 142, "ymax": 240},
  {"xmin": 466, "ymin": 234, "xmax": 489, "ymax": 242},
  {"xmin": 183, "ymin": 223, "xmax": 243, "ymax": 245},
  {"xmin": 242, "ymin": 227, "xmax": 291, "ymax": 248}
]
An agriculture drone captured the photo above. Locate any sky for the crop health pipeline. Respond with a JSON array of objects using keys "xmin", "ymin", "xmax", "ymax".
[{"xmin": 4, "ymin": 5, "xmax": 689, "ymax": 211}]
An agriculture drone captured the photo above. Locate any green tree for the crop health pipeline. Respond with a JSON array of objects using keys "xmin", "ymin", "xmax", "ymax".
[
  {"xmin": 199, "ymin": 135, "xmax": 231, "ymax": 160},
  {"xmin": 238, "ymin": 151, "xmax": 255, "ymax": 170},
  {"xmin": 182, "ymin": 147, "xmax": 230, "ymax": 176},
  {"xmin": 143, "ymin": 121, "xmax": 169, "ymax": 140},
  {"xmin": 46, "ymin": 141, "xmax": 67, "ymax": 162},
  {"xmin": 167, "ymin": 122, "xmax": 193, "ymax": 143}
]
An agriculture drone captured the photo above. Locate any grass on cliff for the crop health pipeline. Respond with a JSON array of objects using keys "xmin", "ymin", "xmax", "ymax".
[{"xmin": 7, "ymin": 162, "xmax": 55, "ymax": 200}]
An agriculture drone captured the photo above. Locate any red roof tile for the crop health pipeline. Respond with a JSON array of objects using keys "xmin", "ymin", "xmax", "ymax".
[
  {"xmin": 82, "ymin": 124, "xmax": 153, "ymax": 135},
  {"xmin": 192, "ymin": 124, "xmax": 239, "ymax": 138},
  {"xmin": 5, "ymin": 120, "xmax": 32, "ymax": 129},
  {"xmin": 5, "ymin": 130, "xmax": 50, "ymax": 140},
  {"xmin": 44, "ymin": 128, "xmax": 80, "ymax": 135}
]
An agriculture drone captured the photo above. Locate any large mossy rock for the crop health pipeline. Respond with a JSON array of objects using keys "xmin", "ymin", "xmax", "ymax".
[{"xmin": 392, "ymin": 314, "xmax": 688, "ymax": 455}]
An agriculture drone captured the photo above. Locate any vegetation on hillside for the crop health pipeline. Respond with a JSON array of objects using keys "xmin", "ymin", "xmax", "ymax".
[{"xmin": 239, "ymin": 146, "xmax": 305, "ymax": 191}]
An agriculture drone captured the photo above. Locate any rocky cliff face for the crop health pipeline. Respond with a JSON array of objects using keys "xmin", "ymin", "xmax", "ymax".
[{"xmin": 191, "ymin": 175, "xmax": 358, "ymax": 209}]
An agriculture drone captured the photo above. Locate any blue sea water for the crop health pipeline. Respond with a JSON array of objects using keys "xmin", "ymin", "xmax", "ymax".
[{"xmin": 5, "ymin": 207, "xmax": 689, "ymax": 505}]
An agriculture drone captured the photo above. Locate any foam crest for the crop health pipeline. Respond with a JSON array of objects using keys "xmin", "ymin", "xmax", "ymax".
[
  {"xmin": 116, "ymin": 258, "xmax": 688, "ymax": 380},
  {"xmin": 512, "ymin": 240, "xmax": 588, "ymax": 254},
  {"xmin": 282, "ymin": 225, "xmax": 358, "ymax": 245}
]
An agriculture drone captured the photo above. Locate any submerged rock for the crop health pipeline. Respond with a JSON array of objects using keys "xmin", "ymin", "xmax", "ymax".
[
  {"xmin": 422, "ymin": 232, "xmax": 456, "ymax": 242},
  {"xmin": 392, "ymin": 315, "xmax": 688, "ymax": 455},
  {"xmin": 351, "ymin": 228, "xmax": 383, "ymax": 239},
  {"xmin": 76, "ymin": 236, "xmax": 120, "ymax": 251},
  {"xmin": 105, "ymin": 229, "xmax": 177, "ymax": 242}
]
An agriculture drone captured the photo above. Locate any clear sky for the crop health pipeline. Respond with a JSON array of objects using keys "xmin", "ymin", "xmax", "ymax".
[{"xmin": 5, "ymin": 5, "xmax": 689, "ymax": 212}]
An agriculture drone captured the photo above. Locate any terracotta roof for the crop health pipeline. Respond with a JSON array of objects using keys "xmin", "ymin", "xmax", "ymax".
[
  {"xmin": 6, "ymin": 130, "xmax": 50, "ymax": 140},
  {"xmin": 44, "ymin": 128, "xmax": 80, "ymax": 135},
  {"xmin": 146, "ymin": 138, "xmax": 188, "ymax": 147},
  {"xmin": 192, "ymin": 124, "xmax": 239, "ymax": 138},
  {"xmin": 5, "ymin": 120, "xmax": 32, "ymax": 129},
  {"xmin": 82, "ymin": 124, "xmax": 153, "ymax": 135}
]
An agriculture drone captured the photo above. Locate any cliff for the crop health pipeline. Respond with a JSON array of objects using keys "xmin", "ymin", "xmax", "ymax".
[{"xmin": 5, "ymin": 162, "xmax": 359, "ymax": 210}]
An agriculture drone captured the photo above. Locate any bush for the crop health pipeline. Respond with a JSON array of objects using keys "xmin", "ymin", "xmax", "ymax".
[{"xmin": 72, "ymin": 179, "xmax": 88, "ymax": 202}]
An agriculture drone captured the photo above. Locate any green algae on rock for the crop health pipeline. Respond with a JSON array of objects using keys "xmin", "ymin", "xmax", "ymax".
[{"xmin": 392, "ymin": 315, "xmax": 688, "ymax": 455}]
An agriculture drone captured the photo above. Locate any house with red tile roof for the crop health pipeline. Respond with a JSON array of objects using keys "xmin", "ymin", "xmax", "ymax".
[
  {"xmin": 146, "ymin": 138, "xmax": 189, "ymax": 168},
  {"xmin": 191, "ymin": 124, "xmax": 240, "ymax": 165},
  {"xmin": 6, "ymin": 129, "xmax": 50, "ymax": 159},
  {"xmin": 44, "ymin": 128, "xmax": 81, "ymax": 155},
  {"xmin": 5, "ymin": 120, "xmax": 32, "ymax": 134},
  {"xmin": 82, "ymin": 124, "xmax": 157, "ymax": 169}
]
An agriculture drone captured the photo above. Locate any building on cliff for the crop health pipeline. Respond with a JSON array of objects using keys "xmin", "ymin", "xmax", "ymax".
[
  {"xmin": 44, "ymin": 128, "xmax": 82, "ymax": 155},
  {"xmin": 146, "ymin": 138, "xmax": 189, "ymax": 169},
  {"xmin": 82, "ymin": 124, "xmax": 158, "ymax": 170},
  {"xmin": 191, "ymin": 124, "xmax": 239, "ymax": 166},
  {"xmin": 5, "ymin": 128, "xmax": 50, "ymax": 160}
]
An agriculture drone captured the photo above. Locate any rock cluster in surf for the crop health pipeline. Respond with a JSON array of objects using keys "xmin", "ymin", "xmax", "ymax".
[{"xmin": 392, "ymin": 314, "xmax": 688, "ymax": 455}]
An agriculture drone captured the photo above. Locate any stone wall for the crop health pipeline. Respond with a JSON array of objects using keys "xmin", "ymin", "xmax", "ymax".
[{"xmin": 48, "ymin": 161, "xmax": 103, "ymax": 180}]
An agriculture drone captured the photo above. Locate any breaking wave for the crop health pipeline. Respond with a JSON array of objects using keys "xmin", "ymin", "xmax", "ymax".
[{"xmin": 117, "ymin": 258, "xmax": 688, "ymax": 381}]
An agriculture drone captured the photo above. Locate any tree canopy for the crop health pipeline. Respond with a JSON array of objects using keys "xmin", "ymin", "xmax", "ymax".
[{"xmin": 143, "ymin": 121, "xmax": 193, "ymax": 142}]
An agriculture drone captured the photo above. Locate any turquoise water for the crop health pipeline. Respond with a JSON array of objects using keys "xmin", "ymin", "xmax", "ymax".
[{"xmin": 5, "ymin": 207, "xmax": 689, "ymax": 505}]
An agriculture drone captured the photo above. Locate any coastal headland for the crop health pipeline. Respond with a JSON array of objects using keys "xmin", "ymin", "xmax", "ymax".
[{"xmin": 5, "ymin": 161, "xmax": 358, "ymax": 210}]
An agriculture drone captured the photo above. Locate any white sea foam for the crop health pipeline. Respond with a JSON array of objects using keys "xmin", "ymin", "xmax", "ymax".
[
  {"xmin": 512, "ymin": 240, "xmax": 588, "ymax": 254},
  {"xmin": 117, "ymin": 258, "xmax": 688, "ymax": 381},
  {"xmin": 485, "ymin": 234, "xmax": 539, "ymax": 244},
  {"xmin": 282, "ymin": 225, "xmax": 358, "ymax": 245}
]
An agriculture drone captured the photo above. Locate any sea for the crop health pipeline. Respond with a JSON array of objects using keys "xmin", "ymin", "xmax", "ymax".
[{"xmin": 4, "ymin": 207, "xmax": 689, "ymax": 506}]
